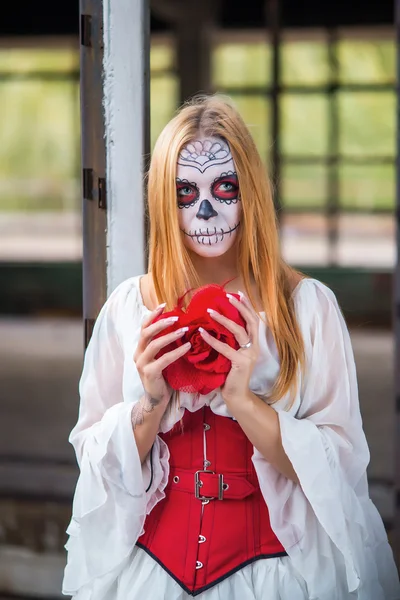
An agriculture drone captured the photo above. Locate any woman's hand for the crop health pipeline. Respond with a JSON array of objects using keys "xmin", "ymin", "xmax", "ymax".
[
  {"xmin": 134, "ymin": 303, "xmax": 191, "ymax": 405},
  {"xmin": 199, "ymin": 292, "xmax": 260, "ymax": 403}
]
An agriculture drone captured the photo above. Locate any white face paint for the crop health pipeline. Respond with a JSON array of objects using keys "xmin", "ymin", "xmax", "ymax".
[{"xmin": 176, "ymin": 136, "xmax": 241, "ymax": 258}]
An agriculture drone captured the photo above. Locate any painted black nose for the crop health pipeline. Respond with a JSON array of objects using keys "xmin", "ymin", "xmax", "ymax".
[{"xmin": 196, "ymin": 199, "xmax": 218, "ymax": 221}]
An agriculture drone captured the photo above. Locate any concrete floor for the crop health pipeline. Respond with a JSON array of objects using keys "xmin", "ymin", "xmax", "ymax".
[{"xmin": 0, "ymin": 319, "xmax": 81, "ymax": 467}]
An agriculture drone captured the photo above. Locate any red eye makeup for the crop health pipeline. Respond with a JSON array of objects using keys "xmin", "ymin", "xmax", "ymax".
[
  {"xmin": 211, "ymin": 173, "xmax": 239, "ymax": 203},
  {"xmin": 176, "ymin": 180, "xmax": 199, "ymax": 207}
]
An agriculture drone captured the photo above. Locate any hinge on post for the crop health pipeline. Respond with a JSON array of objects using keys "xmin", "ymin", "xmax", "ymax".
[
  {"xmin": 98, "ymin": 178, "xmax": 107, "ymax": 210},
  {"xmin": 81, "ymin": 14, "xmax": 92, "ymax": 47},
  {"xmin": 83, "ymin": 170, "xmax": 106, "ymax": 210},
  {"xmin": 84, "ymin": 318, "xmax": 95, "ymax": 348},
  {"xmin": 82, "ymin": 168, "xmax": 93, "ymax": 201}
]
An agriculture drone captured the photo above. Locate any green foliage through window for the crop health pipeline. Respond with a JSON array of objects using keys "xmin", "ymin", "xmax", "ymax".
[{"xmin": 0, "ymin": 36, "xmax": 395, "ymax": 215}]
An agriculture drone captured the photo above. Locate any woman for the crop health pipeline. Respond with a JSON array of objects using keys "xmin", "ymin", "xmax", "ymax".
[{"xmin": 62, "ymin": 96, "xmax": 400, "ymax": 600}]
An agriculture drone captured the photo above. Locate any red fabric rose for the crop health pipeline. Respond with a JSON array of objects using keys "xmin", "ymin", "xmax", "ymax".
[{"xmin": 152, "ymin": 284, "xmax": 246, "ymax": 395}]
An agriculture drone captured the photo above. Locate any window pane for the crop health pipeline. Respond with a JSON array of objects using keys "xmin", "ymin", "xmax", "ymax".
[
  {"xmin": 0, "ymin": 48, "xmax": 79, "ymax": 74},
  {"xmin": 339, "ymin": 164, "xmax": 394, "ymax": 211},
  {"xmin": 0, "ymin": 80, "xmax": 79, "ymax": 211},
  {"xmin": 282, "ymin": 164, "xmax": 327, "ymax": 209},
  {"xmin": 231, "ymin": 96, "xmax": 270, "ymax": 161},
  {"xmin": 338, "ymin": 39, "xmax": 395, "ymax": 84},
  {"xmin": 337, "ymin": 214, "xmax": 394, "ymax": 268},
  {"xmin": 281, "ymin": 213, "xmax": 329, "ymax": 266},
  {"xmin": 0, "ymin": 47, "xmax": 80, "ymax": 263},
  {"xmin": 281, "ymin": 95, "xmax": 328, "ymax": 155},
  {"xmin": 338, "ymin": 92, "xmax": 395, "ymax": 156},
  {"xmin": 281, "ymin": 41, "xmax": 329, "ymax": 85},
  {"xmin": 213, "ymin": 43, "xmax": 271, "ymax": 88},
  {"xmin": 151, "ymin": 75, "xmax": 178, "ymax": 149},
  {"xmin": 150, "ymin": 43, "xmax": 175, "ymax": 73}
]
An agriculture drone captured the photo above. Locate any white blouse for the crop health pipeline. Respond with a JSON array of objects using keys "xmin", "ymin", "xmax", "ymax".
[{"xmin": 62, "ymin": 276, "xmax": 400, "ymax": 600}]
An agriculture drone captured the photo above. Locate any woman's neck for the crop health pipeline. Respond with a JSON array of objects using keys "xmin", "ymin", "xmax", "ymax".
[
  {"xmin": 188, "ymin": 249, "xmax": 262, "ymax": 308},
  {"xmin": 189, "ymin": 247, "xmax": 240, "ymax": 287}
]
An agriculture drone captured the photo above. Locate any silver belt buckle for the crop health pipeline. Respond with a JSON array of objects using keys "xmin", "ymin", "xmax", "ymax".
[{"xmin": 194, "ymin": 470, "xmax": 224, "ymax": 501}]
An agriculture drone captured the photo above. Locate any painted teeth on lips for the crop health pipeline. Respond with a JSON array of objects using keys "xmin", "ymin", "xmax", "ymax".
[{"xmin": 186, "ymin": 223, "xmax": 240, "ymax": 237}]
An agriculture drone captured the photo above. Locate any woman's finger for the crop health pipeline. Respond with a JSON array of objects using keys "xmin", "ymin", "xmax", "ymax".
[
  {"xmin": 155, "ymin": 341, "xmax": 192, "ymax": 370},
  {"xmin": 142, "ymin": 315, "xmax": 180, "ymax": 343},
  {"xmin": 238, "ymin": 291, "xmax": 259, "ymax": 317},
  {"xmin": 198, "ymin": 328, "xmax": 237, "ymax": 361},
  {"xmin": 206, "ymin": 309, "xmax": 249, "ymax": 347},
  {"xmin": 140, "ymin": 327, "xmax": 189, "ymax": 364},
  {"xmin": 227, "ymin": 293, "xmax": 258, "ymax": 324},
  {"xmin": 136, "ymin": 311, "xmax": 179, "ymax": 356},
  {"xmin": 226, "ymin": 293, "xmax": 259, "ymax": 343},
  {"xmin": 135, "ymin": 303, "xmax": 167, "ymax": 353},
  {"xmin": 141, "ymin": 303, "xmax": 166, "ymax": 329}
]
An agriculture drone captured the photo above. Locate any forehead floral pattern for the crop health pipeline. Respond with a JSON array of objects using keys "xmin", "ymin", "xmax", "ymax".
[{"xmin": 178, "ymin": 140, "xmax": 231, "ymax": 173}]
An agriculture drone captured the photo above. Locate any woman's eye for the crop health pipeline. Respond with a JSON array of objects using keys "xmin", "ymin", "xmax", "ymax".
[
  {"xmin": 180, "ymin": 187, "xmax": 193, "ymax": 195},
  {"xmin": 219, "ymin": 182, "xmax": 233, "ymax": 192},
  {"xmin": 176, "ymin": 183, "xmax": 198, "ymax": 204},
  {"xmin": 212, "ymin": 177, "xmax": 239, "ymax": 201}
]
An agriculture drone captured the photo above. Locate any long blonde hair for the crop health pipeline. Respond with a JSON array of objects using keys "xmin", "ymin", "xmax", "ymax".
[{"xmin": 147, "ymin": 95, "xmax": 304, "ymax": 404}]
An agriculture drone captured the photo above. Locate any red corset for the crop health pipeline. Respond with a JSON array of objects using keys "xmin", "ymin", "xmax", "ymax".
[{"xmin": 137, "ymin": 406, "xmax": 286, "ymax": 596}]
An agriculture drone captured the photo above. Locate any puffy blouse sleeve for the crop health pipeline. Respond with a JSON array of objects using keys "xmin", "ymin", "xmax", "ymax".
[
  {"xmin": 62, "ymin": 278, "xmax": 169, "ymax": 597},
  {"xmin": 253, "ymin": 280, "xmax": 400, "ymax": 600}
]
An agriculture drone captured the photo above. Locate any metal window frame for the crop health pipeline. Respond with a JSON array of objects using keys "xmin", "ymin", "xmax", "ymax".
[{"xmin": 209, "ymin": 28, "xmax": 396, "ymax": 266}]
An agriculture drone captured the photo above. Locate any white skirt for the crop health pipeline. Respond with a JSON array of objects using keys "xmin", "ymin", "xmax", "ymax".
[{"xmin": 115, "ymin": 547, "xmax": 309, "ymax": 600}]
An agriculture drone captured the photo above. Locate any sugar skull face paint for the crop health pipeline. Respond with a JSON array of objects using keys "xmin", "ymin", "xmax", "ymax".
[{"xmin": 176, "ymin": 137, "xmax": 241, "ymax": 258}]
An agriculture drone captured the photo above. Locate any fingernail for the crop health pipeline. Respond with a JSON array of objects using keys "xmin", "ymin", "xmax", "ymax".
[
  {"xmin": 207, "ymin": 308, "xmax": 216, "ymax": 315},
  {"xmin": 238, "ymin": 291, "xmax": 246, "ymax": 302},
  {"xmin": 157, "ymin": 302, "xmax": 167, "ymax": 310},
  {"xmin": 167, "ymin": 316, "xmax": 179, "ymax": 323},
  {"xmin": 177, "ymin": 326, "xmax": 189, "ymax": 334},
  {"xmin": 184, "ymin": 341, "xmax": 191, "ymax": 347},
  {"xmin": 198, "ymin": 327, "xmax": 205, "ymax": 334},
  {"xmin": 226, "ymin": 293, "xmax": 234, "ymax": 301}
]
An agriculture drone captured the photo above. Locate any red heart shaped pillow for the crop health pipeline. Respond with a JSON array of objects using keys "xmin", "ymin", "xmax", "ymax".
[{"xmin": 152, "ymin": 284, "xmax": 246, "ymax": 395}]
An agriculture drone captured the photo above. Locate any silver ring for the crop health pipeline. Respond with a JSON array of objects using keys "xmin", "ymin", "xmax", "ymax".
[{"xmin": 239, "ymin": 339, "xmax": 252, "ymax": 349}]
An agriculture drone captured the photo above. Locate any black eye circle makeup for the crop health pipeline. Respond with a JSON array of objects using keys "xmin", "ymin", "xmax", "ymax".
[
  {"xmin": 176, "ymin": 179, "xmax": 200, "ymax": 209},
  {"xmin": 211, "ymin": 172, "xmax": 239, "ymax": 204}
]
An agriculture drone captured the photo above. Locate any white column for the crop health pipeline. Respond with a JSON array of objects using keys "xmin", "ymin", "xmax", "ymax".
[{"xmin": 103, "ymin": 0, "xmax": 149, "ymax": 294}]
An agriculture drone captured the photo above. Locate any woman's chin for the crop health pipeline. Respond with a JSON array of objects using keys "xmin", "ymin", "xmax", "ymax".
[{"xmin": 186, "ymin": 240, "xmax": 235, "ymax": 258}]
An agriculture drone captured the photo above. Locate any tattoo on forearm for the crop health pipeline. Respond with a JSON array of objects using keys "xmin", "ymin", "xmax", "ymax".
[{"xmin": 131, "ymin": 392, "xmax": 162, "ymax": 430}]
